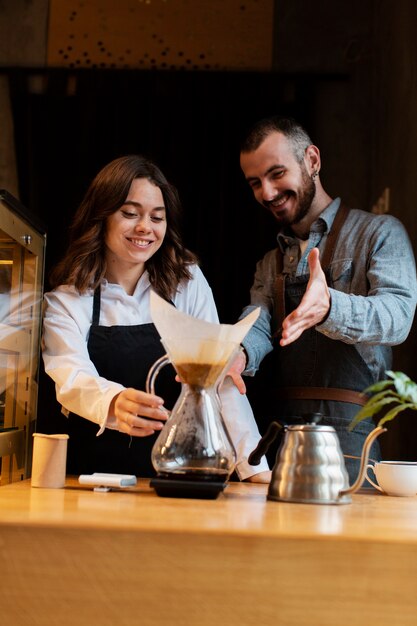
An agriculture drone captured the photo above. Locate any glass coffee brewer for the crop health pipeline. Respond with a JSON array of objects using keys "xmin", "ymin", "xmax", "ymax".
[{"xmin": 146, "ymin": 292, "xmax": 259, "ymax": 499}]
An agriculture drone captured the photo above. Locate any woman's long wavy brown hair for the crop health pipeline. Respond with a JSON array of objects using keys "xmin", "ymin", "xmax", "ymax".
[{"xmin": 49, "ymin": 155, "xmax": 197, "ymax": 300}]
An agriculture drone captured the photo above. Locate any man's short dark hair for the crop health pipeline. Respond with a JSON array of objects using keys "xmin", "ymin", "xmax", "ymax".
[{"xmin": 240, "ymin": 116, "xmax": 313, "ymax": 163}]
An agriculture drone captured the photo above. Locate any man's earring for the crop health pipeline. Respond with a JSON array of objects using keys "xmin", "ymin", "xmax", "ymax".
[{"xmin": 311, "ymin": 170, "xmax": 318, "ymax": 180}]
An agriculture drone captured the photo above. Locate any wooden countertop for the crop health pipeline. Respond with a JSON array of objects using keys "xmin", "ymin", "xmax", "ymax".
[
  {"xmin": 1, "ymin": 479, "xmax": 417, "ymax": 626},
  {"xmin": 0, "ymin": 478, "xmax": 416, "ymax": 542}
]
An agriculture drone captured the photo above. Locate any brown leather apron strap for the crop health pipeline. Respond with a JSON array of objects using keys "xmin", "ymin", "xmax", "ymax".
[
  {"xmin": 275, "ymin": 386, "xmax": 369, "ymax": 406},
  {"xmin": 272, "ymin": 249, "xmax": 285, "ymax": 338},
  {"xmin": 320, "ymin": 202, "xmax": 350, "ymax": 267}
]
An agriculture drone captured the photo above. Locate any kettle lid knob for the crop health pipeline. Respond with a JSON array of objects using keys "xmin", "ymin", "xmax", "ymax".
[{"xmin": 302, "ymin": 412, "xmax": 323, "ymax": 425}]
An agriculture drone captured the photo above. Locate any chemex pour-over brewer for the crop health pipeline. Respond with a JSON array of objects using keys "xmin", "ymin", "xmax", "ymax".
[{"xmin": 146, "ymin": 292, "xmax": 260, "ymax": 499}]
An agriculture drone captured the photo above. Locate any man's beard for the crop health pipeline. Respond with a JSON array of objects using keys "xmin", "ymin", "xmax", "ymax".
[
  {"xmin": 264, "ymin": 165, "xmax": 316, "ymax": 228},
  {"xmin": 292, "ymin": 166, "xmax": 316, "ymax": 226}
]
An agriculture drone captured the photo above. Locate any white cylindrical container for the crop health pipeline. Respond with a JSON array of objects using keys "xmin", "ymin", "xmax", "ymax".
[{"xmin": 31, "ymin": 433, "xmax": 69, "ymax": 488}]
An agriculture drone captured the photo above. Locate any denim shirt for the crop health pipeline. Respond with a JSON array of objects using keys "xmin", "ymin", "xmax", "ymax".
[{"xmin": 241, "ymin": 197, "xmax": 417, "ymax": 382}]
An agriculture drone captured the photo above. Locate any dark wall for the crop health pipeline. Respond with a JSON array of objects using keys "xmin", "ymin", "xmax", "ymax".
[
  {"xmin": 9, "ymin": 68, "xmax": 340, "ymax": 322},
  {"xmin": 9, "ymin": 67, "xmax": 352, "ymax": 443}
]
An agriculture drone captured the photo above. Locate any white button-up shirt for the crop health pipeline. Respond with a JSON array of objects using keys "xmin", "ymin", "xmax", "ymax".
[{"xmin": 42, "ymin": 264, "xmax": 269, "ymax": 479}]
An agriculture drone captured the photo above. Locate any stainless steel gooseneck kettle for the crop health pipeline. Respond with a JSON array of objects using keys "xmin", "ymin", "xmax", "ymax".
[{"xmin": 249, "ymin": 414, "xmax": 386, "ymax": 504}]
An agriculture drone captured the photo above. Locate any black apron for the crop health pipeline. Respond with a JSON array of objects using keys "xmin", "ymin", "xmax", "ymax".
[
  {"xmin": 64, "ymin": 287, "xmax": 178, "ymax": 477},
  {"xmin": 257, "ymin": 204, "xmax": 381, "ymax": 483}
]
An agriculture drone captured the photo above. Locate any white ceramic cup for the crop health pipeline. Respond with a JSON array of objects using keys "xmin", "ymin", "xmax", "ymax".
[
  {"xmin": 366, "ymin": 461, "xmax": 417, "ymax": 496},
  {"xmin": 31, "ymin": 433, "xmax": 69, "ymax": 488}
]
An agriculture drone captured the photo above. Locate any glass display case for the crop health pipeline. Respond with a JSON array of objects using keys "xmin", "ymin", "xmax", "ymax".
[{"xmin": 0, "ymin": 190, "xmax": 46, "ymax": 484}]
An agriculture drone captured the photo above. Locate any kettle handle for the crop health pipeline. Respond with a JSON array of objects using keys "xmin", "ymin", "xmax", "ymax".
[{"xmin": 248, "ymin": 421, "xmax": 283, "ymax": 466}]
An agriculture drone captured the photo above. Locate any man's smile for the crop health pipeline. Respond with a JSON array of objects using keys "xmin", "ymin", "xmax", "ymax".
[{"xmin": 264, "ymin": 191, "xmax": 293, "ymax": 212}]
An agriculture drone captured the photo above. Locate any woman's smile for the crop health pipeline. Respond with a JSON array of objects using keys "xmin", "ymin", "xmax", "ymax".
[{"xmin": 126, "ymin": 236, "xmax": 154, "ymax": 248}]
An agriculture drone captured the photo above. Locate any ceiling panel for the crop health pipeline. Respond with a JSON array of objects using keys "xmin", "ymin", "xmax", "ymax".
[{"xmin": 47, "ymin": 0, "xmax": 274, "ymax": 70}]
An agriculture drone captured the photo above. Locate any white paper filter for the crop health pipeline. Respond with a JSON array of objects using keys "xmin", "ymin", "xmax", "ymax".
[{"xmin": 150, "ymin": 291, "xmax": 260, "ymax": 365}]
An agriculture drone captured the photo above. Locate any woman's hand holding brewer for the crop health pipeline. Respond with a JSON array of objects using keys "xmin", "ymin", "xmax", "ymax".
[{"xmin": 109, "ymin": 388, "xmax": 169, "ymax": 436}]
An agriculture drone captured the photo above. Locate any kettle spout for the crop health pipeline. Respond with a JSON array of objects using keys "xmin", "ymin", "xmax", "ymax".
[{"xmin": 339, "ymin": 426, "xmax": 387, "ymax": 497}]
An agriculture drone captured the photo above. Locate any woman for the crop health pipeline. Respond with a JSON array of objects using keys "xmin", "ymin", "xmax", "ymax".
[{"xmin": 42, "ymin": 155, "xmax": 270, "ymax": 481}]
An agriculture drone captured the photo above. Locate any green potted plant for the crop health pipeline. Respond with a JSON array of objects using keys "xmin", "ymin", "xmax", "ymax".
[{"xmin": 349, "ymin": 370, "xmax": 417, "ymax": 431}]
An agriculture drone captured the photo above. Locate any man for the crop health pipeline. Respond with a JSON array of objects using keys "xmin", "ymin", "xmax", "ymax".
[{"xmin": 230, "ymin": 116, "xmax": 417, "ymax": 483}]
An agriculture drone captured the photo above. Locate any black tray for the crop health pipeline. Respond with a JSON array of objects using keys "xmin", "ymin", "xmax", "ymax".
[{"xmin": 150, "ymin": 477, "xmax": 227, "ymax": 500}]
